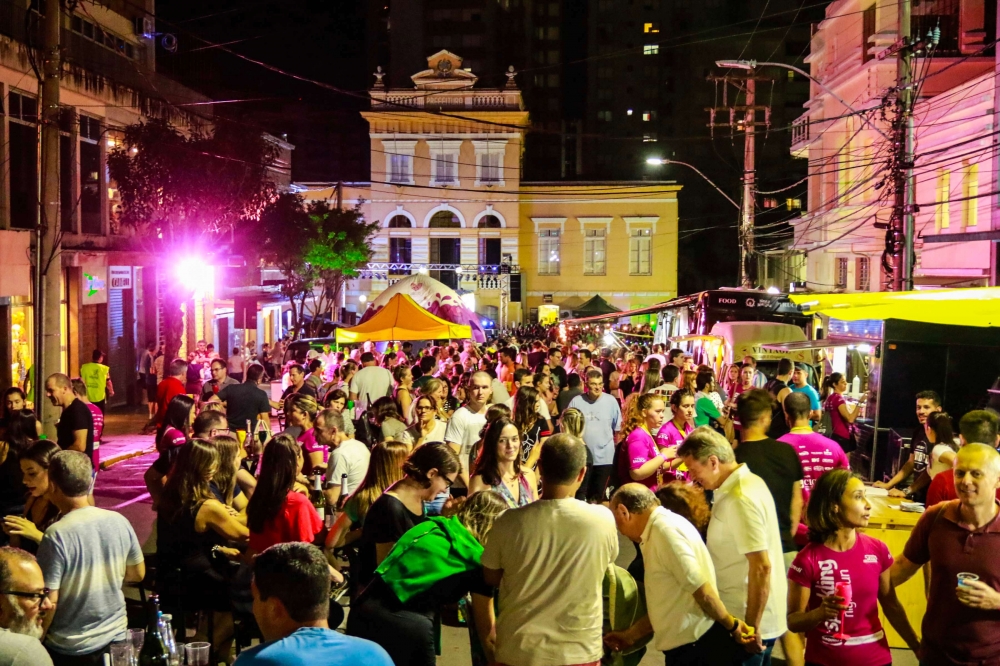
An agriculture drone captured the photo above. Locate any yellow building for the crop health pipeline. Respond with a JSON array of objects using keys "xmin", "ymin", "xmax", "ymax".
[{"xmin": 298, "ymin": 51, "xmax": 680, "ymax": 325}]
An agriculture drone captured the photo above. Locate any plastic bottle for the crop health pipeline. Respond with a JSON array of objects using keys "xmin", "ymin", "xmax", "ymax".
[{"xmin": 851, "ymin": 375, "xmax": 861, "ymax": 396}]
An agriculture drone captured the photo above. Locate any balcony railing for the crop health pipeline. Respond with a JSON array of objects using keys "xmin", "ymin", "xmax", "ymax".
[
  {"xmin": 370, "ymin": 90, "xmax": 523, "ymax": 111},
  {"xmin": 360, "ymin": 263, "xmax": 520, "ymax": 290}
]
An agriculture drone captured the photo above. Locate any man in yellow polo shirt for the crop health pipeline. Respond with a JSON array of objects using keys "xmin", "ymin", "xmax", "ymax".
[{"xmin": 79, "ymin": 349, "xmax": 114, "ymax": 414}]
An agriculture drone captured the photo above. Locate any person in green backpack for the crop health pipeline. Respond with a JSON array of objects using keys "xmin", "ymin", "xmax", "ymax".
[{"xmin": 346, "ymin": 490, "xmax": 507, "ymax": 666}]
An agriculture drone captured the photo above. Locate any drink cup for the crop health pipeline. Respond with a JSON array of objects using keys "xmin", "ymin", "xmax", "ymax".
[
  {"xmin": 185, "ymin": 641, "xmax": 211, "ymax": 666},
  {"xmin": 109, "ymin": 640, "xmax": 133, "ymax": 666},
  {"xmin": 957, "ymin": 572, "xmax": 980, "ymax": 590}
]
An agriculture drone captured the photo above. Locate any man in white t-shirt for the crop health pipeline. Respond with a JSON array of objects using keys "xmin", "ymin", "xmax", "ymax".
[
  {"xmin": 482, "ymin": 434, "xmax": 618, "ymax": 666},
  {"xmin": 606, "ymin": 484, "xmax": 753, "ymax": 662},
  {"xmin": 444, "ymin": 371, "xmax": 492, "ymax": 490},
  {"xmin": 678, "ymin": 427, "xmax": 788, "ymax": 662},
  {"xmin": 349, "ymin": 352, "xmax": 393, "ymax": 413},
  {"xmin": 318, "ymin": 409, "xmax": 370, "ymax": 507}
]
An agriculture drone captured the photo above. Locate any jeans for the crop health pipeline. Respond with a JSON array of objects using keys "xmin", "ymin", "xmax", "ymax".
[{"xmin": 662, "ymin": 622, "xmax": 777, "ymax": 666}]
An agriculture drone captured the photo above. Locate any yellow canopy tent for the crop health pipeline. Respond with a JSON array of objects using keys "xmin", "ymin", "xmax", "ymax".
[
  {"xmin": 336, "ymin": 293, "xmax": 473, "ymax": 344},
  {"xmin": 789, "ymin": 287, "xmax": 1000, "ymax": 327}
]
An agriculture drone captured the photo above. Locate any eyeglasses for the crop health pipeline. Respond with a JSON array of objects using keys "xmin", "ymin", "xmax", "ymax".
[
  {"xmin": 442, "ymin": 475, "xmax": 455, "ymax": 489},
  {"xmin": 1, "ymin": 588, "xmax": 50, "ymax": 604},
  {"xmin": 210, "ymin": 428, "xmax": 231, "ymax": 437}
]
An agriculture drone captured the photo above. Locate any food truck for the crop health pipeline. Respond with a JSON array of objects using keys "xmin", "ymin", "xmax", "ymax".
[{"xmin": 763, "ymin": 288, "xmax": 1000, "ymax": 484}]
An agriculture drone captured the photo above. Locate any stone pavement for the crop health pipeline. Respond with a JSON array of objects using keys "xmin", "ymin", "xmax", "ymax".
[{"xmin": 97, "ymin": 406, "xmax": 157, "ymax": 469}]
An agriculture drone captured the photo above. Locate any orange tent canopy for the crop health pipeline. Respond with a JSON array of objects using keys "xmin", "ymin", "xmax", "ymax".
[{"xmin": 336, "ymin": 293, "xmax": 473, "ymax": 344}]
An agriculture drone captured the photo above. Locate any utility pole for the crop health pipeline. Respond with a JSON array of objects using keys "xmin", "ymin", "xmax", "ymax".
[
  {"xmin": 707, "ymin": 73, "xmax": 771, "ymax": 287},
  {"xmin": 37, "ymin": 0, "xmax": 62, "ymax": 436},
  {"xmin": 890, "ymin": 0, "xmax": 916, "ymax": 291}
]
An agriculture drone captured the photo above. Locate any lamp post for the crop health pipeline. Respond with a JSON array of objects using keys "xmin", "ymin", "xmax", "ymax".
[{"xmin": 645, "ymin": 158, "xmax": 740, "ymax": 209}]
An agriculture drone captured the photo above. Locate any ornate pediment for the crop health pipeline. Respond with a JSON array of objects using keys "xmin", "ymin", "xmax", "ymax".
[{"xmin": 411, "ymin": 50, "xmax": 478, "ymax": 89}]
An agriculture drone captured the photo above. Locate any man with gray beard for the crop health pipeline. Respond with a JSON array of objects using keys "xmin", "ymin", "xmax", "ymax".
[{"xmin": 0, "ymin": 547, "xmax": 54, "ymax": 665}]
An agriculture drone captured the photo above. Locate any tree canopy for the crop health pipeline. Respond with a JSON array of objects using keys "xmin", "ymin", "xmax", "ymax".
[{"xmin": 247, "ymin": 193, "xmax": 379, "ymax": 338}]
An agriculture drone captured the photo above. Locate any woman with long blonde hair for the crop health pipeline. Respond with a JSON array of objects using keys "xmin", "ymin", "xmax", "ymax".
[{"xmin": 325, "ymin": 440, "xmax": 409, "ymax": 553}]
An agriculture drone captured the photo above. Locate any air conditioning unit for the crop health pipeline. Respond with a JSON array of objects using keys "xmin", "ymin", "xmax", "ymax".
[{"xmin": 133, "ymin": 16, "xmax": 154, "ymax": 39}]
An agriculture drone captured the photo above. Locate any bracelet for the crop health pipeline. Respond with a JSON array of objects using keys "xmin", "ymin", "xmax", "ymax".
[{"xmin": 725, "ymin": 615, "xmax": 738, "ymax": 633}]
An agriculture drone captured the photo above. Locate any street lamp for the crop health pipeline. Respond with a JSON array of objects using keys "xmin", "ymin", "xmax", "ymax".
[
  {"xmin": 715, "ymin": 59, "xmax": 890, "ymax": 141},
  {"xmin": 646, "ymin": 157, "xmax": 740, "ymax": 210},
  {"xmin": 358, "ymin": 294, "xmax": 367, "ymax": 304}
]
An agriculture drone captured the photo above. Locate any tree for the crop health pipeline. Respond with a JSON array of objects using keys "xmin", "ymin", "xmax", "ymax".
[
  {"xmin": 247, "ymin": 193, "xmax": 379, "ymax": 339},
  {"xmin": 108, "ymin": 118, "xmax": 279, "ymax": 358}
]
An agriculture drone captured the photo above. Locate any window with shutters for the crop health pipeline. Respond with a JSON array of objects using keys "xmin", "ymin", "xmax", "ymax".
[
  {"xmin": 935, "ymin": 169, "xmax": 950, "ymax": 230},
  {"xmin": 855, "ymin": 257, "xmax": 870, "ymax": 291},
  {"xmin": 583, "ymin": 229, "xmax": 606, "ymax": 275},
  {"xmin": 9, "ymin": 92, "xmax": 38, "ymax": 229},
  {"xmin": 862, "ymin": 5, "xmax": 876, "ymax": 63},
  {"xmin": 538, "ymin": 230, "xmax": 561, "ymax": 275},
  {"xmin": 389, "ymin": 154, "xmax": 411, "ymax": 184},
  {"xmin": 835, "ymin": 257, "xmax": 849, "ymax": 288},
  {"xmin": 629, "ymin": 229, "xmax": 652, "ymax": 275},
  {"xmin": 963, "ymin": 162, "xmax": 978, "ymax": 227},
  {"xmin": 474, "ymin": 141, "xmax": 505, "ymax": 186}
]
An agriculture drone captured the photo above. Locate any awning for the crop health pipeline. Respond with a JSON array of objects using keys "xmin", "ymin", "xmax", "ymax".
[
  {"xmin": 572, "ymin": 295, "xmax": 621, "ymax": 316},
  {"xmin": 336, "ymin": 293, "xmax": 472, "ymax": 344},
  {"xmin": 668, "ymin": 334, "xmax": 722, "ymax": 344},
  {"xmin": 761, "ymin": 339, "xmax": 868, "ymax": 352},
  {"xmin": 790, "ymin": 287, "xmax": 1000, "ymax": 327}
]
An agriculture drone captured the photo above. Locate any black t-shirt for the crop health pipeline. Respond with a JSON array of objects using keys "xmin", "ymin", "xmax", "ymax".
[
  {"xmin": 359, "ymin": 494, "xmax": 426, "ymax": 587},
  {"xmin": 281, "ymin": 383, "xmax": 318, "ymax": 402},
  {"xmin": 734, "ymin": 437, "xmax": 803, "ymax": 552},
  {"xmin": 600, "ymin": 359, "xmax": 616, "ymax": 392},
  {"xmin": 56, "ymin": 399, "xmax": 94, "ymax": 459},
  {"xmin": 219, "ymin": 383, "xmax": 272, "ymax": 433},
  {"xmin": 765, "ymin": 378, "xmax": 791, "ymax": 439},
  {"xmin": 550, "ymin": 365, "xmax": 568, "ymax": 392},
  {"xmin": 910, "ymin": 427, "xmax": 930, "ymax": 476}
]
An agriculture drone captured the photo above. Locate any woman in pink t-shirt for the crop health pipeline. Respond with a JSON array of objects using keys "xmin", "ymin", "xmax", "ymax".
[
  {"xmin": 622, "ymin": 393, "xmax": 669, "ymax": 489},
  {"xmin": 287, "ymin": 394, "xmax": 326, "ymax": 474},
  {"xmin": 822, "ymin": 373, "xmax": 865, "ymax": 453},
  {"xmin": 654, "ymin": 389, "xmax": 696, "ymax": 482},
  {"xmin": 787, "ymin": 469, "xmax": 920, "ymax": 665}
]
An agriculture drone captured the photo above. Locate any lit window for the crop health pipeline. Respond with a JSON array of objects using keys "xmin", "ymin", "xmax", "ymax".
[
  {"xmin": 763, "ymin": 198, "xmax": 778, "ymax": 209},
  {"xmin": 629, "ymin": 229, "xmax": 652, "ymax": 275},
  {"xmin": 583, "ymin": 228, "xmax": 606, "ymax": 275},
  {"xmin": 963, "ymin": 162, "xmax": 978, "ymax": 227},
  {"xmin": 627, "ymin": 109, "xmax": 634, "ymax": 116},
  {"xmin": 786, "ymin": 198, "xmax": 802, "ymax": 210},
  {"xmin": 643, "ymin": 22, "xmax": 659, "ymax": 33},
  {"xmin": 642, "ymin": 110, "xmax": 656, "ymax": 121},
  {"xmin": 643, "ymin": 133, "xmax": 657, "ymax": 142},
  {"xmin": 643, "ymin": 44, "xmax": 659, "ymax": 55},
  {"xmin": 935, "ymin": 169, "xmax": 950, "ymax": 230},
  {"xmin": 538, "ymin": 230, "xmax": 561, "ymax": 275},
  {"xmin": 598, "ymin": 110, "xmax": 612, "ymax": 122}
]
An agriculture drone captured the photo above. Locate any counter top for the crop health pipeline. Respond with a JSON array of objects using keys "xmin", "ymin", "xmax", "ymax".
[{"xmin": 866, "ymin": 494, "xmax": 923, "ymax": 528}]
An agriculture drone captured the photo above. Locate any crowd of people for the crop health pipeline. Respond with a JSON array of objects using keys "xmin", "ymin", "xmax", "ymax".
[{"xmin": 0, "ymin": 329, "xmax": 999, "ymax": 666}]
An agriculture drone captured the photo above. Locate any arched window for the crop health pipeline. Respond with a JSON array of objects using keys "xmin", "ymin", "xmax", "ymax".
[
  {"xmin": 477, "ymin": 215, "xmax": 502, "ymax": 228},
  {"xmin": 387, "ymin": 215, "xmax": 411, "ymax": 228},
  {"xmin": 429, "ymin": 211, "xmax": 461, "ymax": 228}
]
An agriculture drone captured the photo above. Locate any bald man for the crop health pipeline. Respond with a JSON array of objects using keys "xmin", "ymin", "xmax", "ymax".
[
  {"xmin": 45, "ymin": 374, "xmax": 93, "ymax": 459},
  {"xmin": 443, "ymin": 371, "xmax": 492, "ymax": 492},
  {"xmin": 891, "ymin": 444, "xmax": 1000, "ymax": 664}
]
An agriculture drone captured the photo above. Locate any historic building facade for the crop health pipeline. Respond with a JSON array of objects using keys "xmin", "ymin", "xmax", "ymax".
[{"xmin": 298, "ymin": 51, "xmax": 680, "ymax": 325}]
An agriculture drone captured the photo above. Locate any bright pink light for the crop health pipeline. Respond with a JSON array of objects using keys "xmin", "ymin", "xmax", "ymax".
[{"xmin": 176, "ymin": 258, "xmax": 214, "ymax": 296}]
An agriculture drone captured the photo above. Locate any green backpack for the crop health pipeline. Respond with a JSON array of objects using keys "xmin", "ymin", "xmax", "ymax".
[{"xmin": 602, "ymin": 564, "xmax": 650, "ymax": 666}]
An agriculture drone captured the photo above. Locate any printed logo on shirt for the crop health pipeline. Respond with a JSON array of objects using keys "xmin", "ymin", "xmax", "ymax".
[{"xmin": 863, "ymin": 554, "xmax": 879, "ymax": 564}]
